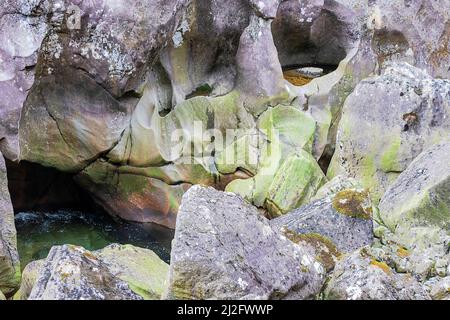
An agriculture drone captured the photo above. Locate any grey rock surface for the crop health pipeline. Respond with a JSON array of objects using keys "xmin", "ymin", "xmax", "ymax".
[
  {"xmin": 0, "ymin": 151, "xmax": 20, "ymax": 296},
  {"xmin": 272, "ymin": 189, "xmax": 374, "ymax": 254},
  {"xmin": 329, "ymin": 63, "xmax": 450, "ymax": 200},
  {"xmin": 323, "ymin": 247, "xmax": 431, "ymax": 300},
  {"xmin": 167, "ymin": 185, "xmax": 326, "ymax": 300},
  {"xmin": 29, "ymin": 245, "xmax": 143, "ymax": 300}
]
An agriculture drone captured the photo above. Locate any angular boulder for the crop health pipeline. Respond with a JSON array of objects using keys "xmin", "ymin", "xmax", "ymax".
[
  {"xmin": 29, "ymin": 245, "xmax": 143, "ymax": 300},
  {"xmin": 19, "ymin": 244, "xmax": 169, "ymax": 300},
  {"xmin": 376, "ymin": 143, "xmax": 450, "ymax": 279},
  {"xmin": 0, "ymin": 152, "xmax": 20, "ymax": 296},
  {"xmin": 95, "ymin": 244, "xmax": 169, "ymax": 300},
  {"xmin": 379, "ymin": 142, "xmax": 450, "ymax": 236},
  {"xmin": 323, "ymin": 247, "xmax": 430, "ymax": 300},
  {"xmin": 167, "ymin": 186, "xmax": 326, "ymax": 300},
  {"xmin": 271, "ymin": 189, "xmax": 374, "ymax": 254},
  {"xmin": 329, "ymin": 63, "xmax": 450, "ymax": 200}
]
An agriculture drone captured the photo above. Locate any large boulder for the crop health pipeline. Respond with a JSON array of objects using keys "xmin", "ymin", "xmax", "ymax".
[
  {"xmin": 166, "ymin": 185, "xmax": 326, "ymax": 300},
  {"xmin": 323, "ymin": 247, "xmax": 430, "ymax": 300},
  {"xmin": 271, "ymin": 188, "xmax": 374, "ymax": 255},
  {"xmin": 376, "ymin": 143, "xmax": 450, "ymax": 279},
  {"xmin": 95, "ymin": 244, "xmax": 169, "ymax": 300},
  {"xmin": 329, "ymin": 63, "xmax": 450, "ymax": 200},
  {"xmin": 0, "ymin": 152, "xmax": 20, "ymax": 296},
  {"xmin": 29, "ymin": 245, "xmax": 143, "ymax": 300},
  {"xmin": 27, "ymin": 244, "xmax": 168, "ymax": 300},
  {"xmin": 379, "ymin": 142, "xmax": 450, "ymax": 236}
]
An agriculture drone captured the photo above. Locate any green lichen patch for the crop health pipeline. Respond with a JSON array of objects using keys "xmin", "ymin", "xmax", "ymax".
[
  {"xmin": 283, "ymin": 229, "xmax": 341, "ymax": 272},
  {"xmin": 332, "ymin": 189, "xmax": 373, "ymax": 220}
]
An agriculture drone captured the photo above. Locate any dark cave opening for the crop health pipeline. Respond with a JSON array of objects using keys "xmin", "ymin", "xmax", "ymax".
[{"xmin": 4, "ymin": 159, "xmax": 173, "ymax": 269}]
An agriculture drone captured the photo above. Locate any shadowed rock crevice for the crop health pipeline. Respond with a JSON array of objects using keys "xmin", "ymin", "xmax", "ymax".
[{"xmin": 4, "ymin": 159, "xmax": 99, "ymax": 214}]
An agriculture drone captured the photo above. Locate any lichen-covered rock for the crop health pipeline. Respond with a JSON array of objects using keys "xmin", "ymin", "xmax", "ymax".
[
  {"xmin": 367, "ymin": 0, "xmax": 450, "ymax": 79},
  {"xmin": 379, "ymin": 142, "xmax": 450, "ymax": 237},
  {"xmin": 18, "ymin": 244, "xmax": 169, "ymax": 300},
  {"xmin": 225, "ymin": 105, "xmax": 324, "ymax": 217},
  {"xmin": 329, "ymin": 63, "xmax": 450, "ymax": 200},
  {"xmin": 375, "ymin": 143, "xmax": 450, "ymax": 280},
  {"xmin": 167, "ymin": 185, "xmax": 326, "ymax": 300},
  {"xmin": 0, "ymin": 152, "xmax": 20, "ymax": 296},
  {"xmin": 373, "ymin": 226, "xmax": 449, "ymax": 281},
  {"xmin": 96, "ymin": 244, "xmax": 169, "ymax": 300},
  {"xmin": 29, "ymin": 245, "xmax": 143, "ymax": 300},
  {"xmin": 323, "ymin": 247, "xmax": 430, "ymax": 300},
  {"xmin": 265, "ymin": 151, "xmax": 326, "ymax": 217},
  {"xmin": 271, "ymin": 189, "xmax": 373, "ymax": 254},
  {"xmin": 13, "ymin": 259, "xmax": 44, "ymax": 301}
]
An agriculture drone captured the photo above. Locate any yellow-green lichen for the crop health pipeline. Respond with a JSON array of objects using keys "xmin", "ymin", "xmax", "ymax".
[
  {"xmin": 332, "ymin": 189, "xmax": 373, "ymax": 220},
  {"xmin": 370, "ymin": 259, "xmax": 392, "ymax": 275},
  {"xmin": 283, "ymin": 229, "xmax": 340, "ymax": 272},
  {"xmin": 396, "ymin": 247, "xmax": 410, "ymax": 258}
]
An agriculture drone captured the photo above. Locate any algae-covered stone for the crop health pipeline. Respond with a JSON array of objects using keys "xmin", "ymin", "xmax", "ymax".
[
  {"xmin": 328, "ymin": 63, "xmax": 450, "ymax": 200},
  {"xmin": 265, "ymin": 150, "xmax": 326, "ymax": 217},
  {"xmin": 29, "ymin": 245, "xmax": 142, "ymax": 300},
  {"xmin": 167, "ymin": 186, "xmax": 325, "ymax": 300},
  {"xmin": 96, "ymin": 244, "xmax": 169, "ymax": 300},
  {"xmin": 271, "ymin": 189, "xmax": 373, "ymax": 253},
  {"xmin": 323, "ymin": 247, "xmax": 430, "ymax": 300},
  {"xmin": 226, "ymin": 105, "xmax": 319, "ymax": 216},
  {"xmin": 13, "ymin": 260, "xmax": 44, "ymax": 300},
  {"xmin": 0, "ymin": 152, "xmax": 20, "ymax": 296},
  {"xmin": 377, "ymin": 143, "xmax": 450, "ymax": 279}
]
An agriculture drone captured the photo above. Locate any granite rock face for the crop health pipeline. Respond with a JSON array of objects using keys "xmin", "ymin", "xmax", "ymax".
[{"xmin": 167, "ymin": 186, "xmax": 326, "ymax": 300}]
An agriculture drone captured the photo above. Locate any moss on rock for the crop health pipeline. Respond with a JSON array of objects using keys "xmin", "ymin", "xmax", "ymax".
[{"xmin": 332, "ymin": 189, "xmax": 373, "ymax": 220}]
